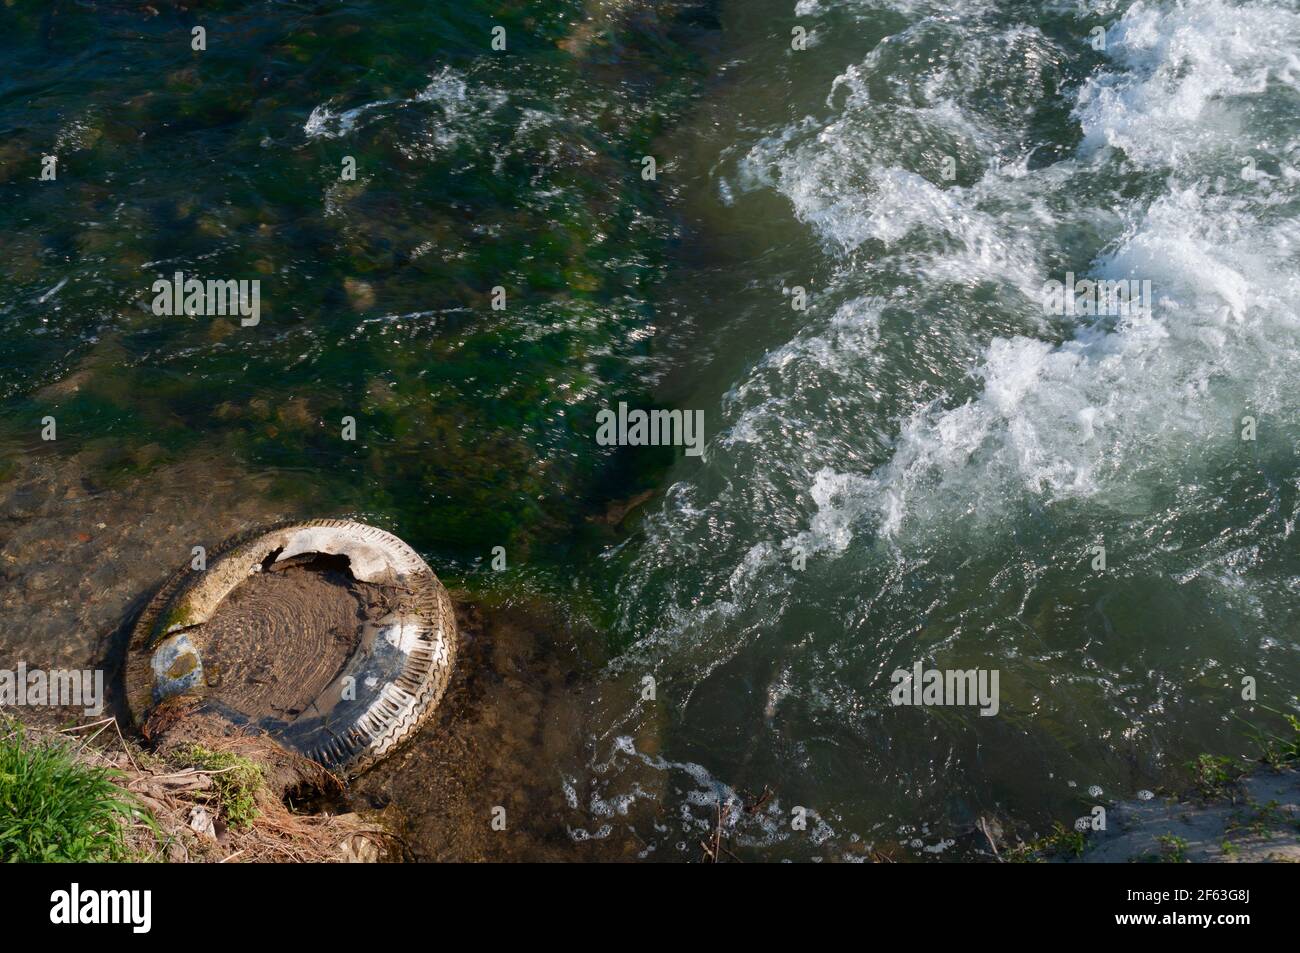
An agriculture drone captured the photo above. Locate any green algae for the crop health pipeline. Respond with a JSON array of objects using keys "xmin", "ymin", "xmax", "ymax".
[{"xmin": 0, "ymin": 1, "xmax": 715, "ymax": 593}]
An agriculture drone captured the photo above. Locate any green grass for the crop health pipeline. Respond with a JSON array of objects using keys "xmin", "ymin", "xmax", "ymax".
[
  {"xmin": 1155, "ymin": 833, "xmax": 1189, "ymax": 863},
  {"xmin": 171, "ymin": 744, "xmax": 264, "ymax": 829},
  {"xmin": 0, "ymin": 723, "xmax": 142, "ymax": 862},
  {"xmin": 1188, "ymin": 753, "xmax": 1240, "ymax": 798},
  {"xmin": 1255, "ymin": 710, "xmax": 1300, "ymax": 768},
  {"xmin": 1006, "ymin": 821, "xmax": 1087, "ymax": 862}
]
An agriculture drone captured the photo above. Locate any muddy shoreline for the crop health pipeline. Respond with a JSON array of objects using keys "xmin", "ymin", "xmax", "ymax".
[{"xmin": 0, "ymin": 446, "xmax": 666, "ymax": 860}]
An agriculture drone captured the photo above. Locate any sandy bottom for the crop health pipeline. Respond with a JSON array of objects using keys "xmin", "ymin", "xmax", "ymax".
[{"xmin": 0, "ymin": 447, "xmax": 302, "ymax": 689}]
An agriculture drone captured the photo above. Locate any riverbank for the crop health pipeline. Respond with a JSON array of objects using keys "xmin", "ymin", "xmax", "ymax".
[
  {"xmin": 0, "ymin": 444, "xmax": 656, "ymax": 861},
  {"xmin": 8, "ymin": 695, "xmax": 1297, "ymax": 863},
  {"xmin": 1077, "ymin": 766, "xmax": 1300, "ymax": 864},
  {"xmin": 0, "ymin": 715, "xmax": 390, "ymax": 863},
  {"xmin": 998, "ymin": 719, "xmax": 1300, "ymax": 863}
]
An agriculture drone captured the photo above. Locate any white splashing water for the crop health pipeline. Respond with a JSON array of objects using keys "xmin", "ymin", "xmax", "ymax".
[
  {"xmin": 303, "ymin": 66, "xmax": 507, "ymax": 144},
  {"xmin": 617, "ymin": 0, "xmax": 1300, "ymax": 661},
  {"xmin": 798, "ymin": 0, "xmax": 1300, "ymax": 553}
]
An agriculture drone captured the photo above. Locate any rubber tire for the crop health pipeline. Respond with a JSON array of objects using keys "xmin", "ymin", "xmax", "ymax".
[{"xmin": 125, "ymin": 519, "xmax": 457, "ymax": 776}]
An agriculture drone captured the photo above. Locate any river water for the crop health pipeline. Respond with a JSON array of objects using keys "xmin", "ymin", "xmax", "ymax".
[{"xmin": 2, "ymin": 0, "xmax": 1298, "ymax": 860}]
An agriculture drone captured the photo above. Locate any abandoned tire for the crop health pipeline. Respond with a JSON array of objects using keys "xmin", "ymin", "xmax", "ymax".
[{"xmin": 125, "ymin": 519, "xmax": 457, "ymax": 775}]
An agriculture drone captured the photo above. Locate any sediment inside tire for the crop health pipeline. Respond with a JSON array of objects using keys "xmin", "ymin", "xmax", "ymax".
[
  {"xmin": 197, "ymin": 555, "xmax": 390, "ymax": 722},
  {"xmin": 127, "ymin": 519, "xmax": 458, "ymax": 777}
]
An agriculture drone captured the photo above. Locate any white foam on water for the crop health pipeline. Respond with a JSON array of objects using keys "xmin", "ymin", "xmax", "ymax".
[
  {"xmin": 738, "ymin": 19, "xmax": 1083, "ymax": 305},
  {"xmin": 793, "ymin": 0, "xmax": 998, "ymax": 17},
  {"xmin": 793, "ymin": 0, "xmax": 1300, "ymax": 553},
  {"xmin": 1075, "ymin": 0, "xmax": 1300, "ymax": 167},
  {"xmin": 618, "ymin": 0, "xmax": 1300, "ymax": 660},
  {"xmin": 303, "ymin": 67, "xmax": 506, "ymax": 143}
]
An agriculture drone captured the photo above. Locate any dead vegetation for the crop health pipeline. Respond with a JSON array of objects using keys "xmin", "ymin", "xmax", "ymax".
[{"xmin": 6, "ymin": 713, "xmax": 398, "ymax": 863}]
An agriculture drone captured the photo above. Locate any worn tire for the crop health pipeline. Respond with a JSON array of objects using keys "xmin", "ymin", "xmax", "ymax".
[{"xmin": 125, "ymin": 519, "xmax": 456, "ymax": 776}]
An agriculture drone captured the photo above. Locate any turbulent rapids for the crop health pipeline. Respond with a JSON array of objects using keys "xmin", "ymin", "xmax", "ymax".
[{"xmin": 598, "ymin": 0, "xmax": 1300, "ymax": 855}]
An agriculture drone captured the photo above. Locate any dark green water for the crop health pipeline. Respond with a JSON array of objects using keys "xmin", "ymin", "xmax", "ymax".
[
  {"xmin": 0, "ymin": 0, "xmax": 699, "ymax": 587},
  {"xmin": 2, "ymin": 0, "xmax": 1298, "ymax": 860}
]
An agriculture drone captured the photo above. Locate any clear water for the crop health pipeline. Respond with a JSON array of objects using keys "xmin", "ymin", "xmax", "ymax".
[{"xmin": 2, "ymin": 0, "xmax": 1298, "ymax": 860}]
